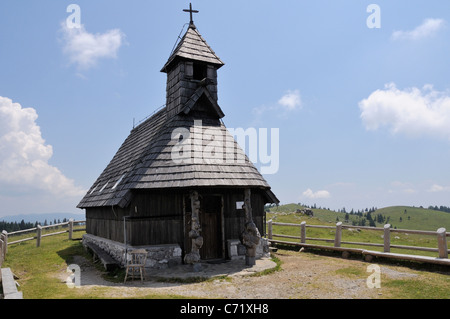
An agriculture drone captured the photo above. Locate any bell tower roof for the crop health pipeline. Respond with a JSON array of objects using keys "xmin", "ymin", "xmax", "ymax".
[{"xmin": 161, "ymin": 4, "xmax": 224, "ymax": 73}]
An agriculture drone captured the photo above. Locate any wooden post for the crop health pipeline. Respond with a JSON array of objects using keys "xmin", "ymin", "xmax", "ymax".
[
  {"xmin": 184, "ymin": 191, "xmax": 203, "ymax": 265},
  {"xmin": 1, "ymin": 230, "xmax": 7, "ymax": 256},
  {"xmin": 0, "ymin": 238, "xmax": 4, "ymax": 266},
  {"xmin": 267, "ymin": 219, "xmax": 273, "ymax": 240},
  {"xmin": 36, "ymin": 225, "xmax": 42, "ymax": 247},
  {"xmin": 384, "ymin": 224, "xmax": 391, "ymax": 253},
  {"xmin": 69, "ymin": 219, "xmax": 74, "ymax": 240},
  {"xmin": 334, "ymin": 222, "xmax": 342, "ymax": 247},
  {"xmin": 241, "ymin": 189, "xmax": 260, "ymax": 266},
  {"xmin": 300, "ymin": 221, "xmax": 306, "ymax": 244},
  {"xmin": 437, "ymin": 228, "xmax": 448, "ymax": 259}
]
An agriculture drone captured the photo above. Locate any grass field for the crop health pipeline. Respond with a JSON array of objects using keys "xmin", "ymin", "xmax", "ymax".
[
  {"xmin": 2, "ymin": 231, "xmax": 450, "ymax": 299},
  {"xmin": 267, "ymin": 204, "xmax": 450, "ymax": 231},
  {"xmin": 2, "ymin": 231, "xmax": 186, "ymax": 299},
  {"xmin": 267, "ymin": 204, "xmax": 450, "ymax": 258},
  {"xmin": 1, "ymin": 206, "xmax": 450, "ymax": 299}
]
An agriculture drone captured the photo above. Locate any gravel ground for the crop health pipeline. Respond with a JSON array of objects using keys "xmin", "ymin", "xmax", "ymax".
[{"xmin": 60, "ymin": 249, "xmax": 421, "ymax": 299}]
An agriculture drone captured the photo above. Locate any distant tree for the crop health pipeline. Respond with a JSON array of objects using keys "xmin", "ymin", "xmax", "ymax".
[{"xmin": 376, "ymin": 214, "xmax": 384, "ymax": 223}]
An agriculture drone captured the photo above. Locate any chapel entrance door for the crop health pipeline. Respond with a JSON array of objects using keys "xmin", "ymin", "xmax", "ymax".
[{"xmin": 199, "ymin": 195, "xmax": 223, "ymax": 260}]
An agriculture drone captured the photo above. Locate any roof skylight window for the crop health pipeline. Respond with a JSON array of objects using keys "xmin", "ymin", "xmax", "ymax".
[
  {"xmin": 89, "ymin": 185, "xmax": 98, "ymax": 195},
  {"xmin": 99, "ymin": 181, "xmax": 109, "ymax": 193},
  {"xmin": 112, "ymin": 174, "xmax": 126, "ymax": 189}
]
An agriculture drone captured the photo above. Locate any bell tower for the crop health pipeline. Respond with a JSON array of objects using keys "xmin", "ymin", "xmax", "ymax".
[{"xmin": 161, "ymin": 4, "xmax": 225, "ymax": 119}]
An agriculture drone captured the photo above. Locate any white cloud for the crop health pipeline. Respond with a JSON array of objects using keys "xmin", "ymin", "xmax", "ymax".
[
  {"xmin": 60, "ymin": 23, "xmax": 125, "ymax": 70},
  {"xmin": 0, "ymin": 96, "xmax": 85, "ymax": 198},
  {"xmin": 302, "ymin": 188, "xmax": 330, "ymax": 199},
  {"xmin": 278, "ymin": 90, "xmax": 302, "ymax": 111},
  {"xmin": 392, "ymin": 18, "xmax": 445, "ymax": 41},
  {"xmin": 359, "ymin": 83, "xmax": 450, "ymax": 140},
  {"xmin": 252, "ymin": 90, "xmax": 302, "ymax": 123},
  {"xmin": 388, "ymin": 181, "xmax": 417, "ymax": 194},
  {"xmin": 428, "ymin": 184, "xmax": 450, "ymax": 192}
]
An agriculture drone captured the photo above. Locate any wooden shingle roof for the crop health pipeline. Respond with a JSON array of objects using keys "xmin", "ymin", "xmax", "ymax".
[
  {"xmin": 77, "ymin": 111, "xmax": 277, "ymax": 209},
  {"xmin": 161, "ymin": 24, "xmax": 224, "ymax": 73},
  {"xmin": 77, "ymin": 22, "xmax": 278, "ymax": 209}
]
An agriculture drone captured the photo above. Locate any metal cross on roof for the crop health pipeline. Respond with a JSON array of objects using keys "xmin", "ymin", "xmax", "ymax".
[{"xmin": 183, "ymin": 3, "xmax": 199, "ymax": 25}]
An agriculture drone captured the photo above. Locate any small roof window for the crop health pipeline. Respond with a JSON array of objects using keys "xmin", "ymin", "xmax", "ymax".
[
  {"xmin": 99, "ymin": 181, "xmax": 109, "ymax": 193},
  {"xmin": 112, "ymin": 174, "xmax": 126, "ymax": 189},
  {"xmin": 89, "ymin": 185, "xmax": 98, "ymax": 195}
]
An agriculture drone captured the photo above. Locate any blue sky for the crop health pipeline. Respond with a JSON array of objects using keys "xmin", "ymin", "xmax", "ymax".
[{"xmin": 1, "ymin": 1, "xmax": 450, "ymax": 217}]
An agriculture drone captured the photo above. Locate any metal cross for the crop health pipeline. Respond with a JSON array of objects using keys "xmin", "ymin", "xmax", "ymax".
[{"xmin": 183, "ymin": 3, "xmax": 199, "ymax": 25}]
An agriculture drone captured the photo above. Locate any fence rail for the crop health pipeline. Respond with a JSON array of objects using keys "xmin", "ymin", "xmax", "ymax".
[
  {"xmin": 267, "ymin": 220, "xmax": 450, "ymax": 266},
  {"xmin": 0, "ymin": 220, "xmax": 86, "ymax": 268}
]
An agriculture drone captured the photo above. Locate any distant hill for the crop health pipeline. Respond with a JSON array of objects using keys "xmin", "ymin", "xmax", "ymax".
[
  {"xmin": 267, "ymin": 203, "xmax": 450, "ymax": 231},
  {"xmin": 0, "ymin": 212, "xmax": 85, "ymax": 225},
  {"xmin": 374, "ymin": 206, "xmax": 450, "ymax": 231}
]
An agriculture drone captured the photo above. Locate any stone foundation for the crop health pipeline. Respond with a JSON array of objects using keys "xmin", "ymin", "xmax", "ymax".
[
  {"xmin": 227, "ymin": 238, "xmax": 270, "ymax": 260},
  {"xmin": 82, "ymin": 234, "xmax": 182, "ymax": 270}
]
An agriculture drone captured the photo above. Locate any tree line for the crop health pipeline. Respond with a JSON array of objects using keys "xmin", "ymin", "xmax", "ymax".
[
  {"xmin": 428, "ymin": 205, "xmax": 450, "ymax": 213},
  {"xmin": 0, "ymin": 218, "xmax": 70, "ymax": 233}
]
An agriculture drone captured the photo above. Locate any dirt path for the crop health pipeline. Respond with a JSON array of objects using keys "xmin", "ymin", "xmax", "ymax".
[{"xmin": 58, "ymin": 249, "xmax": 437, "ymax": 299}]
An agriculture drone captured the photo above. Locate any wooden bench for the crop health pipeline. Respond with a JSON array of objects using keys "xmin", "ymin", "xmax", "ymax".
[
  {"xmin": 84, "ymin": 242, "xmax": 120, "ymax": 271},
  {"xmin": 1, "ymin": 268, "xmax": 22, "ymax": 299}
]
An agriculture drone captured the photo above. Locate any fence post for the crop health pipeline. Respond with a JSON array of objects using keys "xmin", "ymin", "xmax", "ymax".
[
  {"xmin": 69, "ymin": 219, "xmax": 74, "ymax": 240},
  {"xmin": 0, "ymin": 238, "xmax": 4, "ymax": 266},
  {"xmin": 384, "ymin": 224, "xmax": 391, "ymax": 253},
  {"xmin": 0, "ymin": 239, "xmax": 4, "ymax": 268},
  {"xmin": 267, "ymin": 219, "xmax": 273, "ymax": 240},
  {"xmin": 334, "ymin": 222, "xmax": 342, "ymax": 247},
  {"xmin": 300, "ymin": 221, "xmax": 306, "ymax": 243},
  {"xmin": 36, "ymin": 225, "xmax": 42, "ymax": 247},
  {"xmin": 1, "ymin": 230, "xmax": 7, "ymax": 256},
  {"xmin": 437, "ymin": 228, "xmax": 448, "ymax": 259}
]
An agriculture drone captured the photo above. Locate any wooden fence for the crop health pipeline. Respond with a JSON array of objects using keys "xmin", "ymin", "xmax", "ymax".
[
  {"xmin": 0, "ymin": 220, "xmax": 86, "ymax": 268},
  {"xmin": 267, "ymin": 220, "xmax": 450, "ymax": 266}
]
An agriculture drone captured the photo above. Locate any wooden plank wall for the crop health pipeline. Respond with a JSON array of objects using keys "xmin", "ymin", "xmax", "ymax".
[
  {"xmin": 222, "ymin": 190, "xmax": 265, "ymax": 241},
  {"xmin": 86, "ymin": 188, "xmax": 267, "ymax": 249}
]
